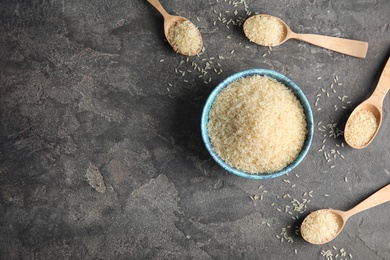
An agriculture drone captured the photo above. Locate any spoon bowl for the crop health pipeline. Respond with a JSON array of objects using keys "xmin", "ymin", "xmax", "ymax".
[
  {"xmin": 300, "ymin": 209, "xmax": 346, "ymax": 245},
  {"xmin": 243, "ymin": 14, "xmax": 290, "ymax": 47},
  {"xmin": 344, "ymin": 56, "xmax": 390, "ymax": 149},
  {"xmin": 344, "ymin": 102, "xmax": 382, "ymax": 149},
  {"xmin": 301, "ymin": 183, "xmax": 390, "ymax": 244},
  {"xmin": 147, "ymin": 0, "xmax": 203, "ymax": 56},
  {"xmin": 163, "ymin": 16, "xmax": 185, "ymax": 38},
  {"xmin": 273, "ymin": 16, "xmax": 294, "ymax": 46},
  {"xmin": 243, "ymin": 14, "xmax": 368, "ymax": 58}
]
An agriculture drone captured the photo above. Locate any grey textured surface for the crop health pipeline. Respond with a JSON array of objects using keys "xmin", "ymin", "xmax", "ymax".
[{"xmin": 1, "ymin": 0, "xmax": 390, "ymax": 259}]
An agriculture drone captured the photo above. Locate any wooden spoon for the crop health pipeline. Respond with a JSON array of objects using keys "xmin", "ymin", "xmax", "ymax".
[
  {"xmin": 243, "ymin": 14, "xmax": 368, "ymax": 58},
  {"xmin": 344, "ymin": 56, "xmax": 390, "ymax": 149},
  {"xmin": 301, "ymin": 183, "xmax": 390, "ymax": 244},
  {"xmin": 146, "ymin": 0, "xmax": 203, "ymax": 56}
]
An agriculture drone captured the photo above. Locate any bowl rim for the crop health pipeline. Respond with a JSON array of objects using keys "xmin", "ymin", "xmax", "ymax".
[{"xmin": 201, "ymin": 68, "xmax": 314, "ymax": 180}]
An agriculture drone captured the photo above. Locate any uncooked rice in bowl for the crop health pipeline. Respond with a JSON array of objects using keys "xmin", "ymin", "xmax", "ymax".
[{"xmin": 207, "ymin": 75, "xmax": 307, "ymax": 174}]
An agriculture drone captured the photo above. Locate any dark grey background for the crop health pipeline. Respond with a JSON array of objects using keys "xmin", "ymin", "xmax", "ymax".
[{"xmin": 1, "ymin": 0, "xmax": 389, "ymax": 259}]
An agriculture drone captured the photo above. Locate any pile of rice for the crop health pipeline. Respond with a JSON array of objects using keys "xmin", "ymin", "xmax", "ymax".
[
  {"xmin": 344, "ymin": 109, "xmax": 378, "ymax": 147},
  {"xmin": 301, "ymin": 210, "xmax": 342, "ymax": 244},
  {"xmin": 167, "ymin": 20, "xmax": 202, "ymax": 56},
  {"xmin": 207, "ymin": 75, "xmax": 307, "ymax": 174},
  {"xmin": 244, "ymin": 15, "xmax": 286, "ymax": 46}
]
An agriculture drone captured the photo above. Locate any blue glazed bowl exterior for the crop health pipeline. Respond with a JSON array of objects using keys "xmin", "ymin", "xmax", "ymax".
[{"xmin": 201, "ymin": 69, "xmax": 314, "ymax": 180}]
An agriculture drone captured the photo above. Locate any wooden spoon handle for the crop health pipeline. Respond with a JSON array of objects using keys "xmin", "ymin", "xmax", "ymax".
[
  {"xmin": 345, "ymin": 183, "xmax": 390, "ymax": 218},
  {"xmin": 370, "ymin": 56, "xmax": 390, "ymax": 104},
  {"xmin": 147, "ymin": 0, "xmax": 170, "ymax": 19},
  {"xmin": 292, "ymin": 33, "xmax": 368, "ymax": 58}
]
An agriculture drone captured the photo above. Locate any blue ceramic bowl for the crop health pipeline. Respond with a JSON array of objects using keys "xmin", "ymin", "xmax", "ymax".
[{"xmin": 201, "ymin": 69, "xmax": 314, "ymax": 180}]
